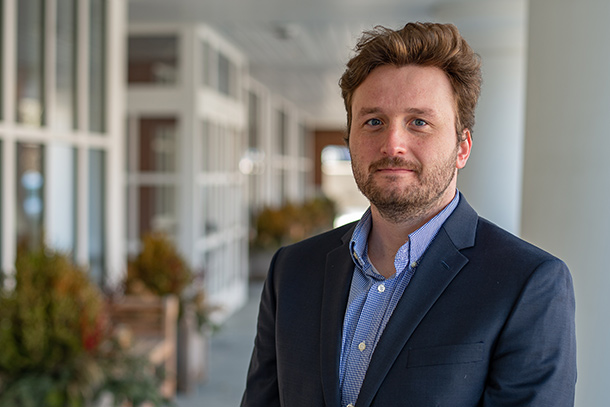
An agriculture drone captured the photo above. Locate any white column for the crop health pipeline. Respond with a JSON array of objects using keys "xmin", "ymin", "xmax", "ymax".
[
  {"xmin": 105, "ymin": 0, "xmax": 127, "ymax": 286},
  {"xmin": 433, "ymin": 0, "xmax": 528, "ymax": 235},
  {"xmin": 522, "ymin": 1, "xmax": 610, "ymax": 406}
]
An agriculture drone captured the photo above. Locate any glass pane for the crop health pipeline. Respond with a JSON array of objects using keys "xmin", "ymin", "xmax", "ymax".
[
  {"xmin": 0, "ymin": 141, "xmax": 2, "ymax": 269},
  {"xmin": 138, "ymin": 118, "xmax": 177, "ymax": 172},
  {"xmin": 88, "ymin": 149, "xmax": 106, "ymax": 284},
  {"xmin": 218, "ymin": 53, "xmax": 231, "ymax": 96},
  {"xmin": 47, "ymin": 144, "xmax": 76, "ymax": 254},
  {"xmin": 56, "ymin": 0, "xmax": 77, "ymax": 130},
  {"xmin": 138, "ymin": 185, "xmax": 177, "ymax": 238},
  {"xmin": 202, "ymin": 185, "xmax": 220, "ymax": 236},
  {"xmin": 17, "ymin": 0, "xmax": 45, "ymax": 126},
  {"xmin": 89, "ymin": 0, "xmax": 106, "ymax": 133},
  {"xmin": 278, "ymin": 110, "xmax": 287, "ymax": 155},
  {"xmin": 201, "ymin": 120, "xmax": 210, "ymax": 172},
  {"xmin": 248, "ymin": 91, "xmax": 259, "ymax": 148},
  {"xmin": 128, "ymin": 35, "xmax": 178, "ymax": 84},
  {"xmin": 0, "ymin": 4, "xmax": 3, "ymax": 121},
  {"xmin": 16, "ymin": 143, "xmax": 45, "ymax": 252},
  {"xmin": 201, "ymin": 41, "xmax": 211, "ymax": 87},
  {"xmin": 203, "ymin": 121, "xmax": 219, "ymax": 172},
  {"xmin": 299, "ymin": 124, "xmax": 307, "ymax": 157}
]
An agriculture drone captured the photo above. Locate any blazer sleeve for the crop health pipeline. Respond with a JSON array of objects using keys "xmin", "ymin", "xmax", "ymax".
[
  {"xmin": 481, "ymin": 258, "xmax": 577, "ymax": 406},
  {"xmin": 241, "ymin": 249, "xmax": 282, "ymax": 407}
]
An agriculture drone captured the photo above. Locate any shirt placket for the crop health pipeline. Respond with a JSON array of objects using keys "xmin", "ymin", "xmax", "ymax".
[{"xmin": 342, "ymin": 276, "xmax": 395, "ymax": 406}]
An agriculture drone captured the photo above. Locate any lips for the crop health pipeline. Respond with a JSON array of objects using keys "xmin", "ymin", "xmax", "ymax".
[{"xmin": 369, "ymin": 157, "xmax": 421, "ymax": 174}]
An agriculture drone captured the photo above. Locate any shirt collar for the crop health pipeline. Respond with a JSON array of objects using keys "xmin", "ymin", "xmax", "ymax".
[{"xmin": 349, "ymin": 191, "xmax": 460, "ymax": 277}]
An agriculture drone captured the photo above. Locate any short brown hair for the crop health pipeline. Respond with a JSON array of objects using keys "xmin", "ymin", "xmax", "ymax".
[{"xmin": 340, "ymin": 22, "xmax": 482, "ymax": 139}]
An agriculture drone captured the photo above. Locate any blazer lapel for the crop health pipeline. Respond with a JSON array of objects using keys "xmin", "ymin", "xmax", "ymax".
[
  {"xmin": 356, "ymin": 196, "xmax": 478, "ymax": 407},
  {"xmin": 320, "ymin": 225, "xmax": 357, "ymax": 407}
]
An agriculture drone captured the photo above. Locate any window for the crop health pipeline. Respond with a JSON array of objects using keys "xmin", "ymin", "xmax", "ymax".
[
  {"xmin": 47, "ymin": 144, "xmax": 77, "ymax": 255},
  {"xmin": 89, "ymin": 0, "xmax": 106, "ymax": 133},
  {"xmin": 138, "ymin": 185, "xmax": 177, "ymax": 237},
  {"xmin": 0, "ymin": 141, "xmax": 3, "ymax": 269},
  {"xmin": 17, "ymin": 0, "xmax": 45, "ymax": 126},
  {"xmin": 126, "ymin": 117, "xmax": 179, "ymax": 241},
  {"xmin": 128, "ymin": 35, "xmax": 179, "ymax": 84},
  {"xmin": 138, "ymin": 118, "xmax": 177, "ymax": 172},
  {"xmin": 277, "ymin": 109, "xmax": 287, "ymax": 155},
  {"xmin": 218, "ymin": 52, "xmax": 234, "ymax": 97},
  {"xmin": 0, "ymin": 3, "xmax": 4, "ymax": 121},
  {"xmin": 88, "ymin": 149, "xmax": 106, "ymax": 284},
  {"xmin": 56, "ymin": 0, "xmax": 77, "ymax": 130},
  {"xmin": 201, "ymin": 41, "xmax": 211, "ymax": 87},
  {"xmin": 248, "ymin": 91, "xmax": 259, "ymax": 149},
  {"xmin": 16, "ymin": 143, "xmax": 45, "ymax": 252}
]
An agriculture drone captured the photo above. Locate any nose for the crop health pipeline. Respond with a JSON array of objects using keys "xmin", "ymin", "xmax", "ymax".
[{"xmin": 380, "ymin": 122, "xmax": 407, "ymax": 157}]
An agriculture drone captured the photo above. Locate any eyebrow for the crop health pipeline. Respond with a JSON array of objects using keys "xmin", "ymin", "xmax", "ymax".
[{"xmin": 356, "ymin": 106, "xmax": 438, "ymax": 118}]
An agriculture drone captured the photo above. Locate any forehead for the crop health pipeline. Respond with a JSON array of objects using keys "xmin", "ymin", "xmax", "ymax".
[{"xmin": 351, "ymin": 64, "xmax": 456, "ymax": 117}]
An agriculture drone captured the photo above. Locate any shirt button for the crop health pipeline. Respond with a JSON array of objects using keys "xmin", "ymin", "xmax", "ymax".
[
  {"xmin": 358, "ymin": 341, "xmax": 366, "ymax": 352},
  {"xmin": 347, "ymin": 404, "xmax": 355, "ymax": 407},
  {"xmin": 377, "ymin": 284, "xmax": 385, "ymax": 293},
  {"xmin": 411, "ymin": 261, "xmax": 418, "ymax": 269}
]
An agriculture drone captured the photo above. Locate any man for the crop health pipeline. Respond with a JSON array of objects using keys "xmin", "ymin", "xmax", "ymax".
[{"xmin": 242, "ymin": 22, "xmax": 576, "ymax": 407}]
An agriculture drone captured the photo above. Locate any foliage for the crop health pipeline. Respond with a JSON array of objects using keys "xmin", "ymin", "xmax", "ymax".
[
  {"xmin": 251, "ymin": 196, "xmax": 337, "ymax": 250},
  {"xmin": 126, "ymin": 232, "xmax": 214, "ymax": 331},
  {"xmin": 95, "ymin": 338, "xmax": 172, "ymax": 407},
  {"xmin": 0, "ymin": 248, "xmax": 171, "ymax": 407},
  {"xmin": 126, "ymin": 232, "xmax": 193, "ymax": 297}
]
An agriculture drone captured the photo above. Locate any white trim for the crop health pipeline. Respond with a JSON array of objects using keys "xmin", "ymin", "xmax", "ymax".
[
  {"xmin": 1, "ymin": 139, "xmax": 16, "ymax": 282},
  {"xmin": 105, "ymin": 0, "xmax": 127, "ymax": 286},
  {"xmin": 1, "ymin": 0, "xmax": 17, "ymax": 281},
  {"xmin": 75, "ymin": 145, "xmax": 89, "ymax": 266}
]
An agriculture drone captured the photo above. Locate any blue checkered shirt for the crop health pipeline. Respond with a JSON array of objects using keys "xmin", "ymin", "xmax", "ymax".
[{"xmin": 339, "ymin": 193, "xmax": 460, "ymax": 407}]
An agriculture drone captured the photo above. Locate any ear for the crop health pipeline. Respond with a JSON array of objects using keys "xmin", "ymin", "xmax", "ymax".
[{"xmin": 456, "ymin": 129, "xmax": 472, "ymax": 169}]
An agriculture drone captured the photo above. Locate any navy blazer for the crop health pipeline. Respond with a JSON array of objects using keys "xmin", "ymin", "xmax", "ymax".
[{"xmin": 242, "ymin": 196, "xmax": 576, "ymax": 407}]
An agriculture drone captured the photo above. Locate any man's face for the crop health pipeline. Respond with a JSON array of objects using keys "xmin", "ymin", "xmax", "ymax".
[{"xmin": 348, "ymin": 64, "xmax": 471, "ymax": 224}]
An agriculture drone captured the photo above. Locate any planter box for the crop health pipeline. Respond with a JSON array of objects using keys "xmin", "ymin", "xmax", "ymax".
[
  {"xmin": 177, "ymin": 305, "xmax": 211, "ymax": 393},
  {"xmin": 108, "ymin": 295, "xmax": 179, "ymax": 399}
]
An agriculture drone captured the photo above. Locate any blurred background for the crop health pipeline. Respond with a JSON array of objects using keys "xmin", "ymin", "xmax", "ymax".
[{"xmin": 0, "ymin": 0, "xmax": 609, "ymax": 406}]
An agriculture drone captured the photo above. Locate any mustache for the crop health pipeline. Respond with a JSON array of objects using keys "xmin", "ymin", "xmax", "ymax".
[{"xmin": 368, "ymin": 157, "xmax": 422, "ymax": 173}]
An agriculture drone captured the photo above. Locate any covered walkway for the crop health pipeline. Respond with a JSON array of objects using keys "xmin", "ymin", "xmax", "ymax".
[{"xmin": 175, "ymin": 281, "xmax": 263, "ymax": 407}]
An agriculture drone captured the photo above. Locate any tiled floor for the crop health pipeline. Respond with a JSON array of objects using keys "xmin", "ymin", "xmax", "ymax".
[{"xmin": 175, "ymin": 281, "xmax": 263, "ymax": 407}]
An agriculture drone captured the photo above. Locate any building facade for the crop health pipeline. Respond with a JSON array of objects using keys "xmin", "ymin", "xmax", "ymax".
[
  {"xmin": 1, "ymin": 2, "xmax": 315, "ymax": 319},
  {"xmin": 0, "ymin": 0, "xmax": 125, "ymax": 286}
]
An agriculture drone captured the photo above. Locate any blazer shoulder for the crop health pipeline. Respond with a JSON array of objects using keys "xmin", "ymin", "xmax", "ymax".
[
  {"xmin": 469, "ymin": 216, "xmax": 571, "ymax": 286},
  {"xmin": 476, "ymin": 217, "xmax": 558, "ymax": 260},
  {"xmin": 280, "ymin": 221, "xmax": 355, "ymax": 254}
]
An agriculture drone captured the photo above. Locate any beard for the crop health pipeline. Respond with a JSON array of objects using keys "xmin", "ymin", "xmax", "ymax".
[{"xmin": 352, "ymin": 149, "xmax": 458, "ymax": 224}]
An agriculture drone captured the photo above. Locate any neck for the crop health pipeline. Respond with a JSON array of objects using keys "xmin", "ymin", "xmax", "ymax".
[{"xmin": 366, "ymin": 190, "xmax": 456, "ymax": 278}]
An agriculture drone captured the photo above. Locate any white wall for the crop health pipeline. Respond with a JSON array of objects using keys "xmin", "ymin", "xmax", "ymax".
[
  {"xmin": 458, "ymin": 46, "xmax": 526, "ymax": 235},
  {"xmin": 522, "ymin": 1, "xmax": 610, "ymax": 405},
  {"xmin": 434, "ymin": 0, "xmax": 527, "ymax": 235}
]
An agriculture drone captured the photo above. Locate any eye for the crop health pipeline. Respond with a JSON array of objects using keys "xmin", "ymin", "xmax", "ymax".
[
  {"xmin": 365, "ymin": 118, "xmax": 383, "ymax": 127},
  {"xmin": 412, "ymin": 118, "xmax": 428, "ymax": 127}
]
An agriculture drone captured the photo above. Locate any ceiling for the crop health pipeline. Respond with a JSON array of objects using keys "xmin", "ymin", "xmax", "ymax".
[{"xmin": 128, "ymin": 0, "xmax": 526, "ymax": 129}]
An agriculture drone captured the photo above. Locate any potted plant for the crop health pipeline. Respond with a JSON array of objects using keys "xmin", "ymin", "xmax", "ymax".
[
  {"xmin": 126, "ymin": 232, "xmax": 213, "ymax": 393},
  {"xmin": 0, "ymin": 247, "xmax": 169, "ymax": 407},
  {"xmin": 249, "ymin": 196, "xmax": 337, "ymax": 279}
]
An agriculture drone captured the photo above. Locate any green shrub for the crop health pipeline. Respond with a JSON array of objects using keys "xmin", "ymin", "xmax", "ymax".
[{"xmin": 0, "ymin": 248, "xmax": 170, "ymax": 407}]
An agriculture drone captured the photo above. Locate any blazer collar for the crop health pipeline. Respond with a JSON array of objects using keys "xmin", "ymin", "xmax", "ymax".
[{"xmin": 320, "ymin": 223, "xmax": 357, "ymax": 407}]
